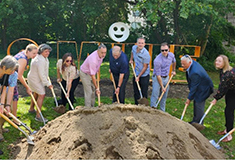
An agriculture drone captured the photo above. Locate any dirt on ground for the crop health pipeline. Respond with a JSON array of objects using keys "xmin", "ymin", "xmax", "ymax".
[
  {"xmin": 11, "ymin": 79, "xmax": 224, "ymax": 159},
  {"xmin": 10, "ymin": 104, "xmax": 224, "ymax": 159}
]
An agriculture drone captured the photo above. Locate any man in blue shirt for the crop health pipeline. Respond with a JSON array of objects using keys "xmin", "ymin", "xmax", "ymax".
[
  {"xmin": 130, "ymin": 37, "xmax": 150, "ymax": 105},
  {"xmin": 109, "ymin": 46, "xmax": 129, "ymax": 103},
  {"xmin": 150, "ymin": 42, "xmax": 176, "ymax": 111}
]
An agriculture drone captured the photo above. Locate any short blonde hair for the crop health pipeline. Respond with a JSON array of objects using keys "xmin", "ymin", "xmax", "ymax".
[
  {"xmin": 26, "ymin": 44, "xmax": 38, "ymax": 52},
  {"xmin": 215, "ymin": 55, "xmax": 232, "ymax": 72}
]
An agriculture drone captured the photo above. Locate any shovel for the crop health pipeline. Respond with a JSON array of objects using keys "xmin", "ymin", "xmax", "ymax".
[
  {"xmin": 155, "ymin": 74, "xmax": 174, "ymax": 108},
  {"xmin": 30, "ymin": 93, "xmax": 47, "ymax": 126},
  {"xmin": 210, "ymin": 128, "xmax": 235, "ymax": 150},
  {"xmin": 58, "ymin": 82, "xmax": 74, "ymax": 110},
  {"xmin": 48, "ymin": 77, "xmax": 58, "ymax": 107},
  {"xmin": 180, "ymin": 103, "xmax": 189, "ymax": 120},
  {"xmin": 130, "ymin": 63, "xmax": 149, "ymax": 106},
  {"xmin": 4, "ymin": 108, "xmax": 37, "ymax": 135},
  {"xmin": 191, "ymin": 103, "xmax": 213, "ymax": 131},
  {"xmin": 110, "ymin": 72, "xmax": 120, "ymax": 103},
  {"xmin": 97, "ymin": 74, "xmax": 101, "ymax": 106},
  {"xmin": 0, "ymin": 112, "xmax": 34, "ymax": 145}
]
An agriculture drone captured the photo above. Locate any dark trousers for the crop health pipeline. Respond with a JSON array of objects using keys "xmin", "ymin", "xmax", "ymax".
[
  {"xmin": 192, "ymin": 100, "xmax": 205, "ymax": 123},
  {"xmin": 61, "ymin": 77, "xmax": 80, "ymax": 110},
  {"xmin": 225, "ymin": 90, "xmax": 235, "ymax": 132},
  {"xmin": 133, "ymin": 75, "xmax": 149, "ymax": 105},
  {"xmin": 113, "ymin": 72, "xmax": 129, "ymax": 104}
]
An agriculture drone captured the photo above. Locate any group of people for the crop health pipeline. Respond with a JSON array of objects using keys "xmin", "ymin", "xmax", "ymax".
[{"xmin": 0, "ymin": 38, "xmax": 235, "ymax": 155}]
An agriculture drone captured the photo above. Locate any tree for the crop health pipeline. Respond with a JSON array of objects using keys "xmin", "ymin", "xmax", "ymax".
[{"xmin": 133, "ymin": 0, "xmax": 235, "ymax": 56}]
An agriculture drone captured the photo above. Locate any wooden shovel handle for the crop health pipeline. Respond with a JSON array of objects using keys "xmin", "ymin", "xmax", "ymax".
[
  {"xmin": 0, "ymin": 112, "xmax": 18, "ymax": 129},
  {"xmin": 97, "ymin": 73, "xmax": 101, "ymax": 106},
  {"xmin": 158, "ymin": 74, "xmax": 174, "ymax": 102},
  {"xmin": 58, "ymin": 82, "xmax": 74, "ymax": 110},
  {"xmin": 48, "ymin": 77, "xmax": 56, "ymax": 98},
  {"xmin": 131, "ymin": 63, "xmax": 141, "ymax": 91},
  {"xmin": 111, "ymin": 72, "xmax": 120, "ymax": 103},
  {"xmin": 3, "ymin": 108, "xmax": 21, "ymax": 124},
  {"xmin": 181, "ymin": 103, "xmax": 189, "ymax": 120}
]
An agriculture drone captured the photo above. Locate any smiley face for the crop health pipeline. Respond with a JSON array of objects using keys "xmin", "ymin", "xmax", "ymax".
[{"xmin": 108, "ymin": 22, "xmax": 130, "ymax": 42}]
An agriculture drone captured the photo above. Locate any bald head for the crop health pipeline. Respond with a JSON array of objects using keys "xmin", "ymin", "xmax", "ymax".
[{"xmin": 112, "ymin": 46, "xmax": 121, "ymax": 59}]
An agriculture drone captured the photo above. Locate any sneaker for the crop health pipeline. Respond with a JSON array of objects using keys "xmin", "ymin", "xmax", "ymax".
[
  {"xmin": 28, "ymin": 110, "xmax": 36, "ymax": 114},
  {"xmin": 35, "ymin": 116, "xmax": 48, "ymax": 123}
]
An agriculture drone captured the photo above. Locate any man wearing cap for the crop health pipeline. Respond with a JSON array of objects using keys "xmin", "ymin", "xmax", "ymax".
[
  {"xmin": 80, "ymin": 44, "xmax": 107, "ymax": 107},
  {"xmin": 150, "ymin": 42, "xmax": 176, "ymax": 112},
  {"xmin": 109, "ymin": 46, "xmax": 129, "ymax": 103}
]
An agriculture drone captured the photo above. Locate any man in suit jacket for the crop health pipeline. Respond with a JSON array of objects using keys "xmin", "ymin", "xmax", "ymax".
[{"xmin": 181, "ymin": 55, "xmax": 214, "ymax": 123}]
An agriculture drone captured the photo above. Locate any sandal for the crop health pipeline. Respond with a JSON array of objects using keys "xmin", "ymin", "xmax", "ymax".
[
  {"xmin": 217, "ymin": 129, "xmax": 227, "ymax": 135},
  {"xmin": 222, "ymin": 134, "xmax": 232, "ymax": 142}
]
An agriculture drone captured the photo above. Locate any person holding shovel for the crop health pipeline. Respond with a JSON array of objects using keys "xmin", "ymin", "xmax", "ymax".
[
  {"xmin": 57, "ymin": 53, "xmax": 80, "ymax": 110},
  {"xmin": 27, "ymin": 44, "xmax": 53, "ymax": 122},
  {"xmin": 109, "ymin": 46, "xmax": 129, "ymax": 104},
  {"xmin": 129, "ymin": 37, "xmax": 150, "ymax": 105},
  {"xmin": 181, "ymin": 55, "xmax": 213, "ymax": 124},
  {"xmin": 150, "ymin": 42, "xmax": 176, "ymax": 112},
  {"xmin": 211, "ymin": 55, "xmax": 235, "ymax": 142},
  {"xmin": 11, "ymin": 44, "xmax": 38, "ymax": 118},
  {"xmin": 0, "ymin": 55, "xmax": 19, "ymax": 142},
  {"xmin": 80, "ymin": 44, "xmax": 107, "ymax": 107}
]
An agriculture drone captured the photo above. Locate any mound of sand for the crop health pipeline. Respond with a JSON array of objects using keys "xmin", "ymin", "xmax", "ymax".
[{"xmin": 11, "ymin": 104, "xmax": 224, "ymax": 159}]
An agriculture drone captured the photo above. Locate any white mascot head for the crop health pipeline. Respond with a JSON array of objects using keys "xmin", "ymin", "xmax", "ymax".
[{"xmin": 108, "ymin": 22, "xmax": 130, "ymax": 42}]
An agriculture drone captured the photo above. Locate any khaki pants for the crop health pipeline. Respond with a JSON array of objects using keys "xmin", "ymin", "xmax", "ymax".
[{"xmin": 80, "ymin": 70, "xmax": 96, "ymax": 107}]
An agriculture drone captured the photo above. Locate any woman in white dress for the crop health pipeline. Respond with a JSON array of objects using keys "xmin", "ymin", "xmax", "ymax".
[{"xmin": 27, "ymin": 44, "xmax": 53, "ymax": 122}]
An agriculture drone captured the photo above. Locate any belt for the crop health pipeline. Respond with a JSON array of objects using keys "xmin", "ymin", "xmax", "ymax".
[{"xmin": 153, "ymin": 75, "xmax": 168, "ymax": 78}]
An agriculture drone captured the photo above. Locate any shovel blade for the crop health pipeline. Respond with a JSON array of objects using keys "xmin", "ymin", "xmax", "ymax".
[
  {"xmin": 138, "ymin": 98, "xmax": 149, "ymax": 106},
  {"xmin": 191, "ymin": 122, "xmax": 205, "ymax": 131},
  {"xmin": 27, "ymin": 139, "xmax": 35, "ymax": 146},
  {"xmin": 209, "ymin": 139, "xmax": 221, "ymax": 150}
]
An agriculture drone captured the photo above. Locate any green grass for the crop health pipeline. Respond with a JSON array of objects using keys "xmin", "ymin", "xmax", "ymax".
[{"xmin": 1, "ymin": 58, "xmax": 234, "ymax": 159}]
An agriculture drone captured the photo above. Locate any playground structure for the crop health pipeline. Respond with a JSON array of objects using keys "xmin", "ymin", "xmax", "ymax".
[{"xmin": 6, "ymin": 38, "xmax": 201, "ymax": 83}]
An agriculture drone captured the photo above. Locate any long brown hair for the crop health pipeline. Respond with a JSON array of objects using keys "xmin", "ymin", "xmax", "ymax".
[
  {"xmin": 215, "ymin": 55, "xmax": 232, "ymax": 72},
  {"xmin": 61, "ymin": 53, "xmax": 77, "ymax": 73}
]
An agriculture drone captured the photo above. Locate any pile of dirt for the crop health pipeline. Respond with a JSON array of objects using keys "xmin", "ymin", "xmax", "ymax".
[{"xmin": 10, "ymin": 104, "xmax": 224, "ymax": 159}]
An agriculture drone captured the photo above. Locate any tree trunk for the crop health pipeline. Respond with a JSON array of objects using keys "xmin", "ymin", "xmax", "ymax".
[{"xmin": 200, "ymin": 16, "xmax": 213, "ymax": 55}]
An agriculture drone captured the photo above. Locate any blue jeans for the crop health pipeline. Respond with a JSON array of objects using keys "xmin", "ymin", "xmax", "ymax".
[{"xmin": 150, "ymin": 75, "xmax": 169, "ymax": 112}]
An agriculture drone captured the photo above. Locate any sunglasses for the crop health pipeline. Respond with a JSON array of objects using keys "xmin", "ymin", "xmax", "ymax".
[
  {"xmin": 66, "ymin": 60, "xmax": 72, "ymax": 63},
  {"xmin": 161, "ymin": 49, "xmax": 168, "ymax": 52},
  {"xmin": 183, "ymin": 55, "xmax": 191, "ymax": 58}
]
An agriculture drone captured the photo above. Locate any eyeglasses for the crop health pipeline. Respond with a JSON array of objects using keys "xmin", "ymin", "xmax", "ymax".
[
  {"xmin": 161, "ymin": 49, "xmax": 168, "ymax": 52},
  {"xmin": 66, "ymin": 60, "xmax": 72, "ymax": 63}
]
